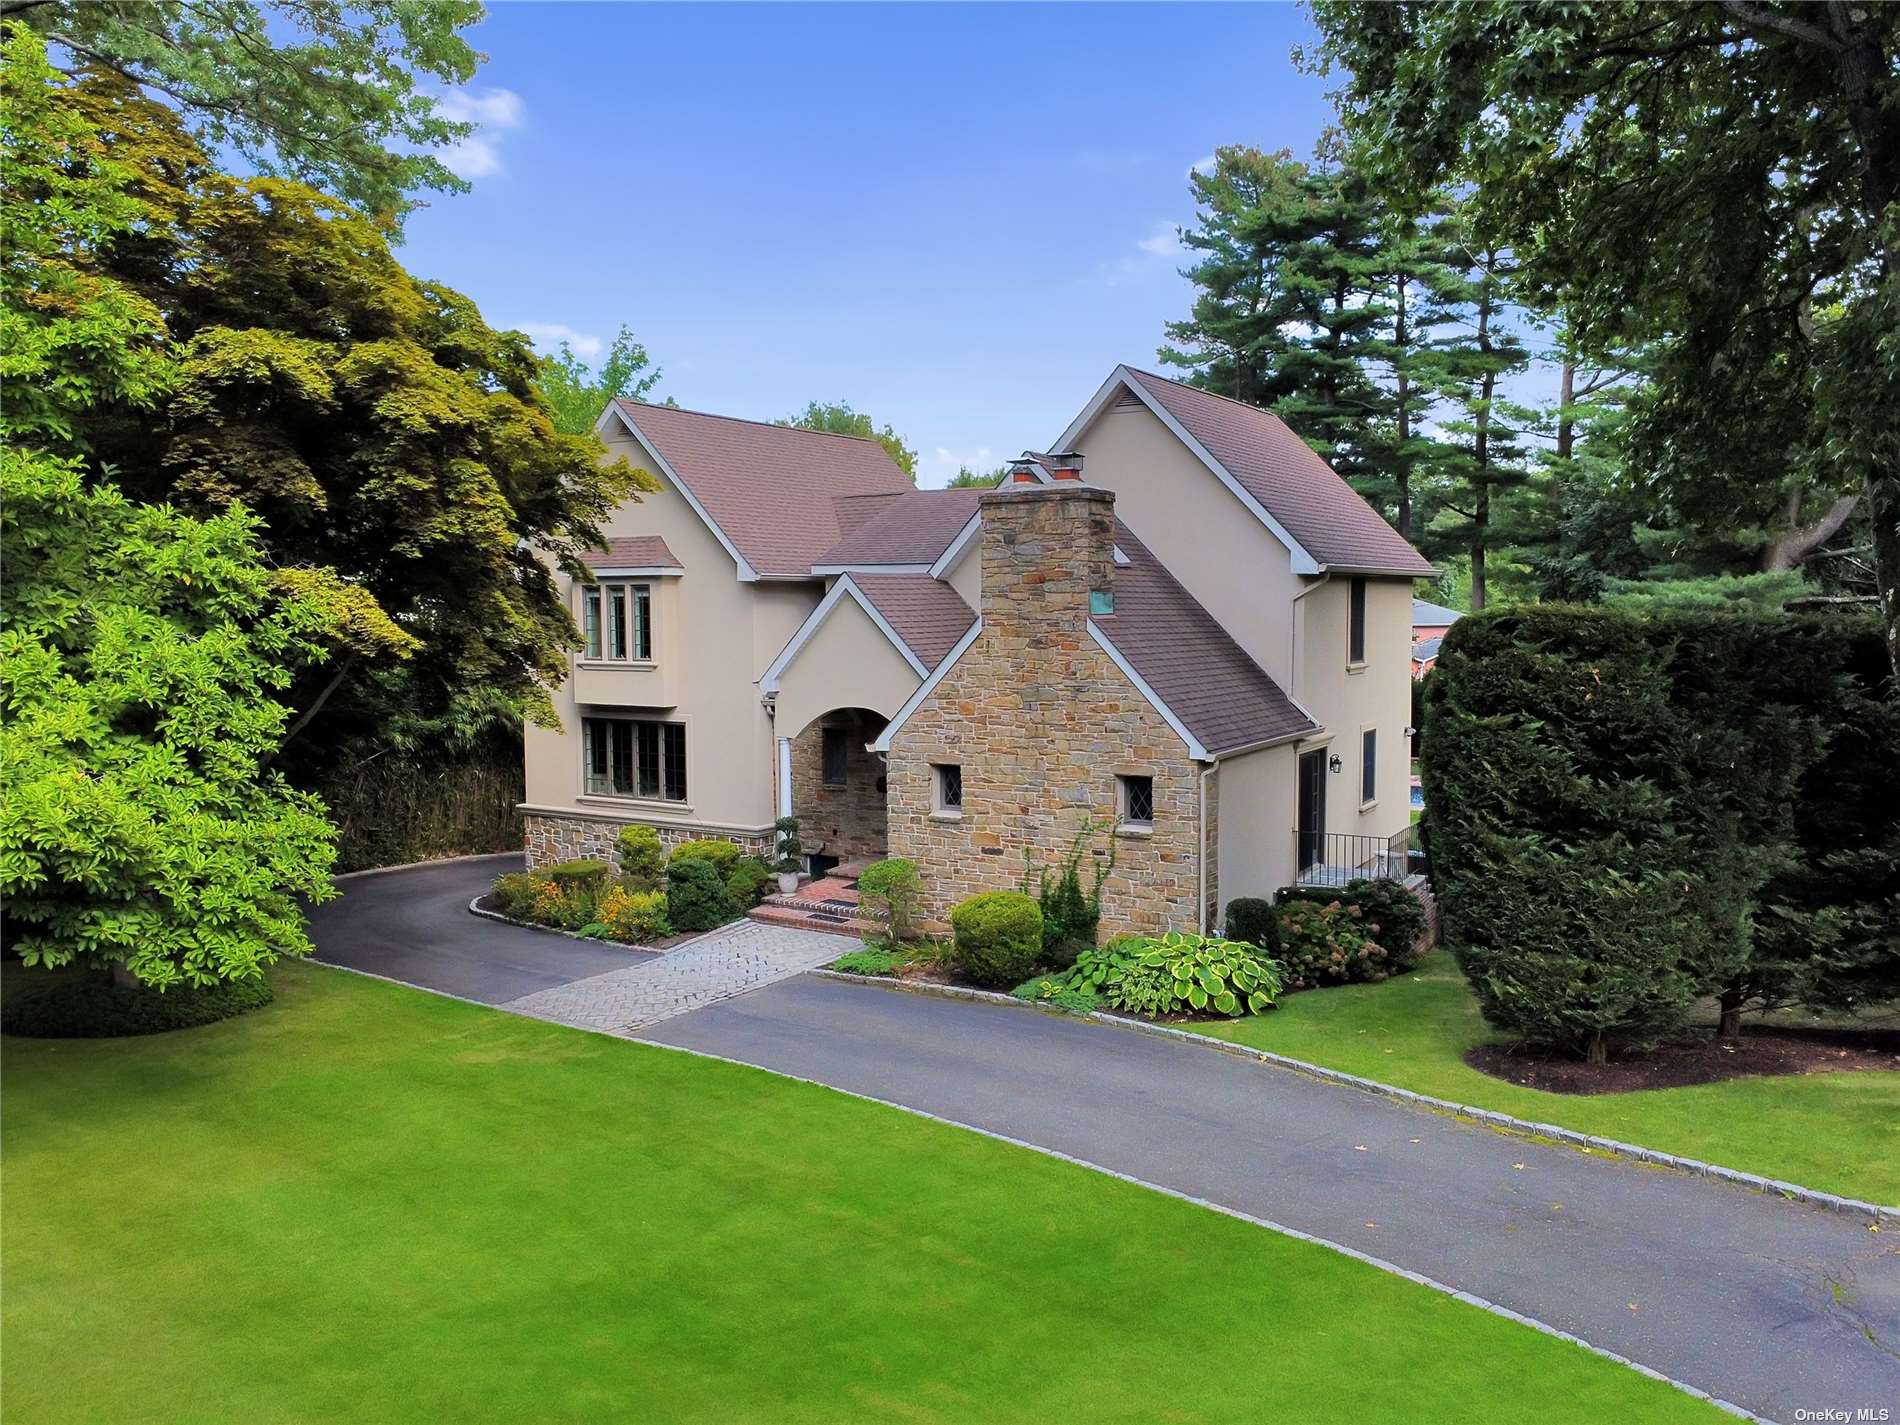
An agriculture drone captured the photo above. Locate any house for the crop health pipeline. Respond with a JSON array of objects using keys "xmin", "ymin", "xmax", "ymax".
[
  {"xmin": 1411, "ymin": 598, "xmax": 1461, "ymax": 679},
  {"xmin": 521, "ymin": 365, "xmax": 1433, "ymax": 937}
]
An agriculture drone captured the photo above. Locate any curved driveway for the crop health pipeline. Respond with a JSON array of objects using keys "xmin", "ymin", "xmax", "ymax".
[{"xmin": 310, "ymin": 857, "xmax": 1900, "ymax": 1423}]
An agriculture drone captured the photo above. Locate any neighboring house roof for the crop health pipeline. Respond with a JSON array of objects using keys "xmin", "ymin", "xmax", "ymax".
[
  {"xmin": 1413, "ymin": 636, "xmax": 1444, "ymax": 663},
  {"xmin": 1412, "ymin": 598, "xmax": 1462, "ymax": 628},
  {"xmin": 849, "ymin": 573, "xmax": 976, "ymax": 671},
  {"xmin": 603, "ymin": 400, "xmax": 913, "ymax": 578},
  {"xmin": 1058, "ymin": 367, "xmax": 1435, "ymax": 578},
  {"xmin": 583, "ymin": 535, "xmax": 682, "ymax": 571},
  {"xmin": 812, "ymin": 489, "xmax": 985, "ymax": 570},
  {"xmin": 1091, "ymin": 522, "xmax": 1318, "ymax": 756}
]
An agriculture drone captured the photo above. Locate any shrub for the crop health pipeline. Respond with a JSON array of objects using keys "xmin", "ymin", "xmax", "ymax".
[
  {"xmin": 1272, "ymin": 899, "xmax": 1398, "ymax": 990},
  {"xmin": 726, "ymin": 855, "xmax": 774, "ymax": 908},
  {"xmin": 598, "ymin": 885, "xmax": 671, "ymax": 943},
  {"xmin": 1022, "ymin": 822, "xmax": 1114, "ymax": 961},
  {"xmin": 950, "ymin": 891, "xmax": 1043, "ymax": 988},
  {"xmin": 1101, "ymin": 932, "xmax": 1281, "ymax": 1018},
  {"xmin": 2, "ymin": 973, "xmax": 274, "ymax": 1038},
  {"xmin": 857, "ymin": 858, "xmax": 923, "ymax": 943},
  {"xmin": 667, "ymin": 857, "xmax": 738, "ymax": 932},
  {"xmin": 1222, "ymin": 897, "xmax": 1280, "ymax": 958},
  {"xmin": 616, "ymin": 824, "xmax": 666, "ymax": 891},
  {"xmin": 1424, "ymin": 604, "xmax": 1897, "ymax": 1059},
  {"xmin": 832, "ymin": 948, "xmax": 903, "ymax": 976},
  {"xmin": 545, "ymin": 858, "xmax": 611, "ymax": 922},
  {"xmin": 1276, "ymin": 879, "xmax": 1426, "ymax": 971},
  {"xmin": 491, "ymin": 871, "xmax": 553, "ymax": 919},
  {"xmin": 670, "ymin": 838, "xmax": 742, "ymax": 877},
  {"xmin": 1009, "ymin": 975, "xmax": 1104, "ymax": 1016},
  {"xmin": 528, "ymin": 878, "xmax": 593, "ymax": 931}
]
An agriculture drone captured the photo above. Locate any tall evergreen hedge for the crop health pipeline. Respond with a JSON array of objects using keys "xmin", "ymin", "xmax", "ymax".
[{"xmin": 1421, "ymin": 606, "xmax": 1898, "ymax": 1060}]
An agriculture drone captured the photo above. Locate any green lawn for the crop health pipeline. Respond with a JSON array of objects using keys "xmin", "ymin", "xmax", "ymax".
[
  {"xmin": 1196, "ymin": 952, "xmax": 1900, "ymax": 1205},
  {"xmin": 0, "ymin": 963, "xmax": 1722, "ymax": 1424}
]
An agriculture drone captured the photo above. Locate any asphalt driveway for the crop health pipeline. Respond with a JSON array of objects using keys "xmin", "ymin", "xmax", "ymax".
[{"xmin": 308, "ymin": 856, "xmax": 1900, "ymax": 1423}]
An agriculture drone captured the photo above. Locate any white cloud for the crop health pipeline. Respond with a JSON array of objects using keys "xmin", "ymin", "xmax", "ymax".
[
  {"xmin": 1136, "ymin": 224, "xmax": 1181, "ymax": 257},
  {"xmin": 1189, "ymin": 154, "xmax": 1217, "ymax": 177},
  {"xmin": 436, "ymin": 87, "xmax": 525, "ymax": 180},
  {"xmin": 514, "ymin": 322, "xmax": 604, "ymax": 360},
  {"xmin": 921, "ymin": 444, "xmax": 997, "ymax": 488},
  {"xmin": 1100, "ymin": 224, "xmax": 1184, "ymax": 286}
]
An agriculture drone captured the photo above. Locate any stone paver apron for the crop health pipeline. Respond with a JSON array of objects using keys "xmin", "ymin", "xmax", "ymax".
[{"xmin": 501, "ymin": 921, "xmax": 859, "ymax": 1033}]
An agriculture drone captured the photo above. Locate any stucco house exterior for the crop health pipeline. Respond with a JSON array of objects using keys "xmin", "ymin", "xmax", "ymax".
[{"xmin": 521, "ymin": 365, "xmax": 1433, "ymax": 937}]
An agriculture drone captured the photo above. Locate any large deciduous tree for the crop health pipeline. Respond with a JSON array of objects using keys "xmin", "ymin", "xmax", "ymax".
[
  {"xmin": 1307, "ymin": 0, "xmax": 1900, "ymax": 676},
  {"xmin": 5, "ymin": 0, "xmax": 484, "ymax": 220},
  {"xmin": 58, "ymin": 69, "xmax": 656, "ymax": 766},
  {"xmin": 779, "ymin": 400, "xmax": 918, "ymax": 480},
  {"xmin": 536, "ymin": 325, "xmax": 666, "ymax": 436},
  {"xmin": 0, "ymin": 27, "xmax": 344, "ymax": 986}
]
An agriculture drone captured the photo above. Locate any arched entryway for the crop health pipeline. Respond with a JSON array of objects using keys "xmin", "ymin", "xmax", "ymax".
[{"xmin": 775, "ymin": 706, "xmax": 890, "ymax": 877}]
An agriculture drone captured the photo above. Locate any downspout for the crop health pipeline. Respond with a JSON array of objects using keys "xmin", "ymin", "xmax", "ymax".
[{"xmin": 1198, "ymin": 760, "xmax": 1215, "ymax": 933}]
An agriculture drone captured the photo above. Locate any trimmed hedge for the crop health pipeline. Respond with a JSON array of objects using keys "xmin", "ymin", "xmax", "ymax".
[
  {"xmin": 3, "ymin": 973, "xmax": 274, "ymax": 1038},
  {"xmin": 950, "ymin": 891, "xmax": 1043, "ymax": 988},
  {"xmin": 1423, "ymin": 605, "xmax": 1898, "ymax": 1059}
]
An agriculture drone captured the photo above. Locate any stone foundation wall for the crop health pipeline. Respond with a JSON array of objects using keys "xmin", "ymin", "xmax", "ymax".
[
  {"xmin": 886, "ymin": 483, "xmax": 1210, "ymax": 938},
  {"xmin": 523, "ymin": 811, "xmax": 773, "ymax": 870},
  {"xmin": 788, "ymin": 712, "xmax": 888, "ymax": 868}
]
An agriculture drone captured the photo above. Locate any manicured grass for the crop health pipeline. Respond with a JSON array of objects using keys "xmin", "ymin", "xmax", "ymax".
[
  {"xmin": 0, "ymin": 962, "xmax": 1721, "ymax": 1424},
  {"xmin": 1196, "ymin": 952, "xmax": 1900, "ymax": 1205}
]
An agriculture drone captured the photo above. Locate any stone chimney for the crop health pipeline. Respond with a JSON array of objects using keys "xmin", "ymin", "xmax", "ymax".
[{"xmin": 977, "ymin": 465, "xmax": 1116, "ymax": 660}]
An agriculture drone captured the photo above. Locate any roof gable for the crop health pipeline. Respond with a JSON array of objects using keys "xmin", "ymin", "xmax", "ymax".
[{"xmin": 600, "ymin": 400, "xmax": 913, "ymax": 579}]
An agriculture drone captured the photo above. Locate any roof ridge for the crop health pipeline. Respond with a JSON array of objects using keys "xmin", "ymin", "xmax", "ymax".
[{"xmin": 615, "ymin": 398, "xmax": 894, "ymax": 449}]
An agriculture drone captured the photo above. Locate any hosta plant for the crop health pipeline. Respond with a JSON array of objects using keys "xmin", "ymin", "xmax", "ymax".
[{"xmin": 1094, "ymin": 933, "xmax": 1283, "ymax": 1018}]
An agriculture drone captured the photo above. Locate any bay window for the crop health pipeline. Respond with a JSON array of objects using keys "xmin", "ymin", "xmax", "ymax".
[{"xmin": 582, "ymin": 581, "xmax": 653, "ymax": 662}]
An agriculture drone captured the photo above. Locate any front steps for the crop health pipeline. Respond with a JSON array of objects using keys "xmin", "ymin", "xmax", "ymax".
[{"xmin": 747, "ymin": 874, "xmax": 870, "ymax": 935}]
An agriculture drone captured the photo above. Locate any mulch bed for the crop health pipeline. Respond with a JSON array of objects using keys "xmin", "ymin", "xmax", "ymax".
[{"xmin": 1466, "ymin": 1026, "xmax": 1900, "ymax": 1095}]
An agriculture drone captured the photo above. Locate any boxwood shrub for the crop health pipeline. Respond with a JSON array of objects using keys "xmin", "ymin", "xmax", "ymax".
[
  {"xmin": 950, "ymin": 891, "xmax": 1043, "ymax": 988},
  {"xmin": 1221, "ymin": 897, "xmax": 1280, "ymax": 958},
  {"xmin": 667, "ymin": 857, "xmax": 738, "ymax": 932},
  {"xmin": 3, "ymin": 973, "xmax": 274, "ymax": 1038}
]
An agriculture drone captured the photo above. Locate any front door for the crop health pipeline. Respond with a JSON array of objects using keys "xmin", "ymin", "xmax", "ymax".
[{"xmin": 1297, "ymin": 749, "xmax": 1327, "ymax": 877}]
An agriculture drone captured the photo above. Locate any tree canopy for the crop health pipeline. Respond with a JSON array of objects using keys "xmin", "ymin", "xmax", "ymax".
[
  {"xmin": 1307, "ymin": 0, "xmax": 1900, "ymax": 672},
  {"xmin": 779, "ymin": 399, "xmax": 918, "ymax": 480},
  {"xmin": 8, "ymin": 0, "xmax": 485, "ymax": 220},
  {"xmin": 51, "ymin": 66, "xmax": 657, "ymax": 762},
  {"xmin": 536, "ymin": 325, "xmax": 666, "ymax": 436}
]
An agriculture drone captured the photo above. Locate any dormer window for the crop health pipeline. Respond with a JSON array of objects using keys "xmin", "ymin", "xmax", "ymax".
[{"xmin": 583, "ymin": 581, "xmax": 653, "ymax": 662}]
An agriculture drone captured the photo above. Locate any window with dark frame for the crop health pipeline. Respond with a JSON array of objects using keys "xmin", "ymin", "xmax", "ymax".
[
  {"xmin": 1119, "ymin": 774, "xmax": 1154, "ymax": 827},
  {"xmin": 1361, "ymin": 727, "xmax": 1377, "ymax": 804},
  {"xmin": 935, "ymin": 763, "xmax": 962, "ymax": 812},
  {"xmin": 581, "ymin": 716, "xmax": 687, "ymax": 802},
  {"xmin": 1349, "ymin": 577, "xmax": 1367, "ymax": 664},
  {"xmin": 821, "ymin": 728, "xmax": 849, "ymax": 786},
  {"xmin": 581, "ymin": 581, "xmax": 653, "ymax": 663}
]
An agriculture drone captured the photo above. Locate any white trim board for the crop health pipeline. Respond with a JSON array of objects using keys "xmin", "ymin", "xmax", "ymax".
[
  {"xmin": 759, "ymin": 573, "xmax": 929, "ymax": 694},
  {"xmin": 809, "ymin": 562, "xmax": 934, "ymax": 576},
  {"xmin": 1051, "ymin": 367, "xmax": 1324, "ymax": 576},
  {"xmin": 587, "ymin": 566, "xmax": 683, "ymax": 579},
  {"xmin": 870, "ymin": 617, "xmax": 984, "ymax": 752},
  {"xmin": 927, "ymin": 513, "xmax": 982, "ymax": 579},
  {"xmin": 596, "ymin": 401, "xmax": 761, "ymax": 582}
]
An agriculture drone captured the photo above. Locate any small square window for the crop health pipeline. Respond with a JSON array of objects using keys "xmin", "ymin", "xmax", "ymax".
[
  {"xmin": 822, "ymin": 728, "xmax": 849, "ymax": 786},
  {"xmin": 1089, "ymin": 588, "xmax": 1115, "ymax": 615},
  {"xmin": 935, "ymin": 763, "xmax": 963, "ymax": 812},
  {"xmin": 1119, "ymin": 774, "xmax": 1154, "ymax": 826}
]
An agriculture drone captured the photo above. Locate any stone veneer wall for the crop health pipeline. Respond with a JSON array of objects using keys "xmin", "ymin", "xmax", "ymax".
[
  {"xmin": 788, "ymin": 711, "xmax": 888, "ymax": 868},
  {"xmin": 886, "ymin": 482, "xmax": 1213, "ymax": 938},
  {"xmin": 523, "ymin": 811, "xmax": 772, "ymax": 870}
]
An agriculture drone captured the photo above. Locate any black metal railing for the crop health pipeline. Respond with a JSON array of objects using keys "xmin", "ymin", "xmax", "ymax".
[{"xmin": 1293, "ymin": 826, "xmax": 1424, "ymax": 887}]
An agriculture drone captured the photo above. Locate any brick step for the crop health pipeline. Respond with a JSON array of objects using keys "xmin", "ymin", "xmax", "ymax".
[{"xmin": 746, "ymin": 903, "xmax": 868, "ymax": 934}]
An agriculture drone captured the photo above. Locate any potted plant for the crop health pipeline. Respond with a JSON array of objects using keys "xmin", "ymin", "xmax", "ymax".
[{"xmin": 774, "ymin": 815, "xmax": 803, "ymax": 895}]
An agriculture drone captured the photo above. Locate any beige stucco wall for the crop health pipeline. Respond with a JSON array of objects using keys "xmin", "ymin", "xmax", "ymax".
[
  {"xmin": 1213, "ymin": 742, "xmax": 1297, "ymax": 918},
  {"xmin": 522, "ymin": 424, "xmax": 820, "ymax": 850},
  {"xmin": 1291, "ymin": 575, "xmax": 1414, "ymax": 846},
  {"xmin": 1072, "ymin": 402, "xmax": 1303, "ymax": 686},
  {"xmin": 943, "ymin": 530, "xmax": 982, "ymax": 610},
  {"xmin": 771, "ymin": 591, "xmax": 921, "ymax": 743}
]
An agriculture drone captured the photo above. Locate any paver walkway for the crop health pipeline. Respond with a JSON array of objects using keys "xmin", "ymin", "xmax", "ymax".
[
  {"xmin": 502, "ymin": 919, "xmax": 860, "ymax": 1032},
  {"xmin": 312, "ymin": 858, "xmax": 1900, "ymax": 1423}
]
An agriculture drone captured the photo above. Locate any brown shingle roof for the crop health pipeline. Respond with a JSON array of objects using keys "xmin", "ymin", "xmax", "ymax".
[
  {"xmin": 850, "ymin": 573, "xmax": 975, "ymax": 672},
  {"xmin": 583, "ymin": 535, "xmax": 681, "ymax": 570},
  {"xmin": 813, "ymin": 488, "xmax": 984, "ymax": 568},
  {"xmin": 611, "ymin": 400, "xmax": 913, "ymax": 577},
  {"xmin": 1094, "ymin": 521, "xmax": 1318, "ymax": 755},
  {"xmin": 1123, "ymin": 369, "xmax": 1435, "ymax": 576}
]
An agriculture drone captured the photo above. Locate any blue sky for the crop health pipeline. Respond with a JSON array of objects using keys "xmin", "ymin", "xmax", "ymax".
[{"xmin": 400, "ymin": 2, "xmax": 1340, "ymax": 486}]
